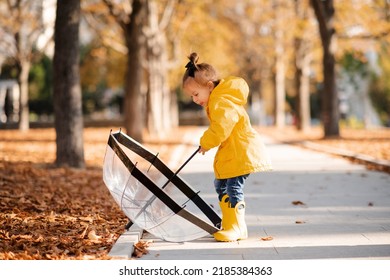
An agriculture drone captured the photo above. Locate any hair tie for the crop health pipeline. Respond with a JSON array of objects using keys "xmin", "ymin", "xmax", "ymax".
[{"xmin": 185, "ymin": 61, "xmax": 196, "ymax": 77}]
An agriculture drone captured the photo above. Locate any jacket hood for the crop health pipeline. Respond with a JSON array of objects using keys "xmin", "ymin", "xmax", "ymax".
[{"xmin": 211, "ymin": 76, "xmax": 249, "ymax": 106}]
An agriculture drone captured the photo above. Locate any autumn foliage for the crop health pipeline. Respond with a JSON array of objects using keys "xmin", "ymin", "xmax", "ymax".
[
  {"xmin": 0, "ymin": 162, "xmax": 128, "ymax": 260},
  {"xmin": 0, "ymin": 128, "xmax": 129, "ymax": 260}
]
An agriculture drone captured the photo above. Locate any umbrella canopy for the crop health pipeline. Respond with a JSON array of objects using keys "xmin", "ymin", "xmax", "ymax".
[{"xmin": 103, "ymin": 130, "xmax": 221, "ymax": 242}]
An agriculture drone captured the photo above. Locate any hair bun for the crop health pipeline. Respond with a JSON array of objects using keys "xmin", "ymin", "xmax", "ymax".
[{"xmin": 188, "ymin": 52, "xmax": 199, "ymax": 65}]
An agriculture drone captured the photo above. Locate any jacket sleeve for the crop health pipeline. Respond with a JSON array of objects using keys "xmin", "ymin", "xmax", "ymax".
[{"xmin": 200, "ymin": 99, "xmax": 239, "ymax": 150}]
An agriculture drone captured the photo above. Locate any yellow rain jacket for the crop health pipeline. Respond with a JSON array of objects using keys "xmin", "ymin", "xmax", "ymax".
[{"xmin": 200, "ymin": 76, "xmax": 272, "ymax": 179}]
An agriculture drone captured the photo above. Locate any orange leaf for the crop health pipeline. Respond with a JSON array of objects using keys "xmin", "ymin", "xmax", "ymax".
[
  {"xmin": 260, "ymin": 236, "xmax": 273, "ymax": 241},
  {"xmin": 292, "ymin": 200, "xmax": 306, "ymax": 206}
]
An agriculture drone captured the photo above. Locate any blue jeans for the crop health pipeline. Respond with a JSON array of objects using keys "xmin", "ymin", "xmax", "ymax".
[{"xmin": 214, "ymin": 174, "xmax": 250, "ymax": 207}]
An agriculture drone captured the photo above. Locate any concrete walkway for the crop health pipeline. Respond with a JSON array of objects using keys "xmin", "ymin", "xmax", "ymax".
[{"xmin": 110, "ymin": 127, "xmax": 390, "ymax": 260}]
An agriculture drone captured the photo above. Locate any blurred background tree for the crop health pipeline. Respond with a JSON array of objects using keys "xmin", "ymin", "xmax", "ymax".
[
  {"xmin": 1, "ymin": 0, "xmax": 390, "ymax": 143},
  {"xmin": 53, "ymin": 0, "xmax": 85, "ymax": 168},
  {"xmin": 0, "ymin": 0, "xmax": 53, "ymax": 131},
  {"xmin": 370, "ymin": 47, "xmax": 390, "ymax": 126}
]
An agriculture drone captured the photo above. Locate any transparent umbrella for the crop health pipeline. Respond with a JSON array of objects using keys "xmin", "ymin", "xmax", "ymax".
[{"xmin": 103, "ymin": 130, "xmax": 221, "ymax": 242}]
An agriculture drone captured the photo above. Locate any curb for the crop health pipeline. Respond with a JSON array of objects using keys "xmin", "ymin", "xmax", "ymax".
[
  {"xmin": 300, "ymin": 140, "xmax": 390, "ymax": 171},
  {"xmin": 108, "ymin": 225, "xmax": 143, "ymax": 259}
]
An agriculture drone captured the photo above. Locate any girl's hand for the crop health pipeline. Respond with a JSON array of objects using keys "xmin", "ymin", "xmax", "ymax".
[{"xmin": 199, "ymin": 146, "xmax": 209, "ymax": 155}]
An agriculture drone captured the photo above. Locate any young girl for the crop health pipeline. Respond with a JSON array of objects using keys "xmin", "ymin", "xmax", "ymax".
[{"xmin": 182, "ymin": 52, "xmax": 272, "ymax": 242}]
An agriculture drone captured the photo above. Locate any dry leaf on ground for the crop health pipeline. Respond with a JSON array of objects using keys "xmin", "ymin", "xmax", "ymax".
[
  {"xmin": 260, "ymin": 236, "xmax": 274, "ymax": 241},
  {"xmin": 292, "ymin": 200, "xmax": 306, "ymax": 206},
  {"xmin": 132, "ymin": 240, "xmax": 151, "ymax": 258}
]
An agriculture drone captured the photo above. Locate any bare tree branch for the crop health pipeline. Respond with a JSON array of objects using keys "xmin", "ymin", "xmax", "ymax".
[
  {"xmin": 159, "ymin": 0, "xmax": 176, "ymax": 31},
  {"xmin": 102, "ymin": 0, "xmax": 131, "ymax": 28},
  {"xmin": 83, "ymin": 12, "xmax": 128, "ymax": 54}
]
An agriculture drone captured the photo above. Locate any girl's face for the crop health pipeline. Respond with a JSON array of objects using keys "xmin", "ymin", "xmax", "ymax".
[{"xmin": 183, "ymin": 78, "xmax": 214, "ymax": 107}]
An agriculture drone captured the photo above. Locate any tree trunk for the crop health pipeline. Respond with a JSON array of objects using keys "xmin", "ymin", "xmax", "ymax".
[
  {"xmin": 123, "ymin": 0, "xmax": 145, "ymax": 143},
  {"xmin": 294, "ymin": 51, "xmax": 311, "ymax": 132},
  {"xmin": 145, "ymin": 0, "xmax": 177, "ymax": 138},
  {"xmin": 294, "ymin": 0, "xmax": 311, "ymax": 132},
  {"xmin": 17, "ymin": 59, "xmax": 30, "ymax": 131},
  {"xmin": 53, "ymin": 0, "xmax": 85, "ymax": 168},
  {"xmin": 273, "ymin": 0, "xmax": 286, "ymax": 128},
  {"xmin": 274, "ymin": 28, "xmax": 286, "ymax": 128},
  {"xmin": 310, "ymin": 0, "xmax": 340, "ymax": 137}
]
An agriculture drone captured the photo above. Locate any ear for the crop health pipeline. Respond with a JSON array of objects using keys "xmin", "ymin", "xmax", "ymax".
[{"xmin": 207, "ymin": 81, "xmax": 214, "ymax": 91}]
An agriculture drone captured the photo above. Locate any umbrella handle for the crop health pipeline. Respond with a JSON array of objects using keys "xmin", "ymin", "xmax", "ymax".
[{"xmin": 160, "ymin": 146, "xmax": 200, "ymax": 189}]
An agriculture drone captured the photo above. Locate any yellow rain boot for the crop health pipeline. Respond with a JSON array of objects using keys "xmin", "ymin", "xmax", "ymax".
[
  {"xmin": 219, "ymin": 194, "xmax": 230, "ymax": 229},
  {"xmin": 213, "ymin": 201, "xmax": 248, "ymax": 242}
]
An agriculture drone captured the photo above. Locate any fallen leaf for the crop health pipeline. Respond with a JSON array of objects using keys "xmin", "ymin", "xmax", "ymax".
[
  {"xmin": 64, "ymin": 216, "xmax": 77, "ymax": 222},
  {"xmin": 132, "ymin": 240, "xmax": 151, "ymax": 258},
  {"xmin": 87, "ymin": 230, "xmax": 101, "ymax": 241},
  {"xmin": 292, "ymin": 200, "xmax": 306, "ymax": 206},
  {"xmin": 48, "ymin": 211, "xmax": 56, "ymax": 222},
  {"xmin": 6, "ymin": 213, "xmax": 17, "ymax": 219},
  {"xmin": 79, "ymin": 216, "xmax": 94, "ymax": 223},
  {"xmin": 260, "ymin": 236, "xmax": 273, "ymax": 241},
  {"xmin": 79, "ymin": 224, "xmax": 89, "ymax": 239}
]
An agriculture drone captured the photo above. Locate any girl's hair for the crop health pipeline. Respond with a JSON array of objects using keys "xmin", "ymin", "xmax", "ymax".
[{"xmin": 182, "ymin": 52, "xmax": 219, "ymax": 86}]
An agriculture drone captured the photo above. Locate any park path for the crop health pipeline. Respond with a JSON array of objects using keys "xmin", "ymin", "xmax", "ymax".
[{"xmin": 110, "ymin": 126, "xmax": 390, "ymax": 260}]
